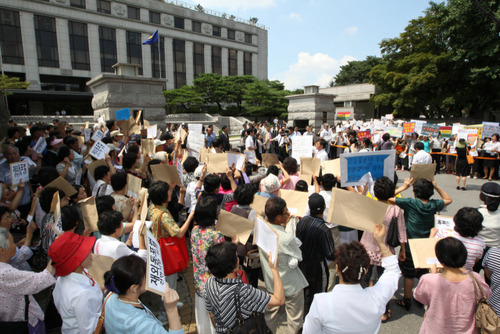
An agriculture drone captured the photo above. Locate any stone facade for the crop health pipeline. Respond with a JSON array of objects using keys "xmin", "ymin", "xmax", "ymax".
[
  {"xmin": 286, "ymin": 86, "xmax": 336, "ymax": 131},
  {"xmin": 320, "ymin": 83, "xmax": 378, "ymax": 119},
  {"xmin": 2, "ymin": 0, "xmax": 268, "ymax": 115}
]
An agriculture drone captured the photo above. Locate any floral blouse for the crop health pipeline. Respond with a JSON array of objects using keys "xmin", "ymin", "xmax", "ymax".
[
  {"xmin": 190, "ymin": 226, "xmax": 224, "ymax": 296},
  {"xmin": 148, "ymin": 204, "xmax": 179, "ymax": 240}
]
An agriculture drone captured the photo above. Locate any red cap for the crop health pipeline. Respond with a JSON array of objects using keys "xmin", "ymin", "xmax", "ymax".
[{"xmin": 48, "ymin": 232, "xmax": 95, "ymax": 277}]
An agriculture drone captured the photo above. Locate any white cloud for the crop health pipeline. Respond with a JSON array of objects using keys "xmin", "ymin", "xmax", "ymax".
[
  {"xmin": 289, "ymin": 13, "xmax": 302, "ymax": 22},
  {"xmin": 274, "ymin": 52, "xmax": 356, "ymax": 90},
  {"xmin": 192, "ymin": 0, "xmax": 275, "ymax": 11},
  {"xmin": 343, "ymin": 26, "xmax": 359, "ymax": 35}
]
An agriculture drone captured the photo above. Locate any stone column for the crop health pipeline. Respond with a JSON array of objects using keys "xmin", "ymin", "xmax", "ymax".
[
  {"xmin": 252, "ymin": 53, "xmax": 257, "ymax": 77},
  {"xmin": 86, "ymin": 0, "xmax": 97, "ymax": 11},
  {"xmin": 116, "ymin": 29, "xmax": 127, "ymax": 63},
  {"xmin": 237, "ymin": 50, "xmax": 244, "ymax": 76},
  {"xmin": 56, "ymin": 17, "xmax": 71, "ymax": 70},
  {"xmin": 204, "ymin": 44, "xmax": 212, "ymax": 73},
  {"xmin": 142, "ymin": 33, "xmax": 152, "ymax": 78},
  {"xmin": 185, "ymin": 41, "xmax": 194, "ymax": 85},
  {"xmin": 19, "ymin": 12, "xmax": 40, "ymax": 90},
  {"xmin": 221, "ymin": 47, "xmax": 229, "ymax": 76},
  {"xmin": 165, "ymin": 37, "xmax": 174, "ymax": 90},
  {"xmin": 87, "ymin": 23, "xmax": 101, "ymax": 78}
]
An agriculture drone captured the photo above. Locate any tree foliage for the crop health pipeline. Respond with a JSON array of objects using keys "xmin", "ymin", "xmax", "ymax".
[
  {"xmin": 330, "ymin": 56, "xmax": 384, "ymax": 86},
  {"xmin": 369, "ymin": 0, "xmax": 500, "ymax": 119},
  {"xmin": 164, "ymin": 74, "xmax": 294, "ymax": 118},
  {"xmin": 0, "ymin": 75, "xmax": 30, "ymax": 138}
]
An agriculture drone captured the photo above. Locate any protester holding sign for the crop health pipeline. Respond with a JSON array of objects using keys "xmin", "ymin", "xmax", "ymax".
[
  {"xmin": 103, "ymin": 255, "xmax": 184, "ymax": 334},
  {"xmin": 303, "ymin": 224, "xmax": 400, "ymax": 333},
  {"xmin": 56, "ymin": 146, "xmax": 77, "ymax": 184},
  {"xmin": 50, "ymin": 232, "xmax": 103, "ymax": 334},
  {"xmin": 413, "ymin": 237, "xmax": 491, "ymax": 334},
  {"xmin": 389, "ymin": 178, "xmax": 452, "ymax": 310}
]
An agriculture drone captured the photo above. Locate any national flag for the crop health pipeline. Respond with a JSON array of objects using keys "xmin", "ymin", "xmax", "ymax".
[{"xmin": 142, "ymin": 30, "xmax": 159, "ymax": 45}]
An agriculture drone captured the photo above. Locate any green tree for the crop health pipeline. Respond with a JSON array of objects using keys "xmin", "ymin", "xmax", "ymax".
[
  {"xmin": 369, "ymin": 0, "xmax": 500, "ymax": 118},
  {"xmin": 192, "ymin": 73, "xmax": 227, "ymax": 112},
  {"xmin": 164, "ymin": 85, "xmax": 204, "ymax": 113},
  {"xmin": 330, "ymin": 56, "xmax": 385, "ymax": 86},
  {"xmin": 0, "ymin": 75, "xmax": 30, "ymax": 138},
  {"xmin": 243, "ymin": 80, "xmax": 289, "ymax": 117},
  {"xmin": 223, "ymin": 75, "xmax": 256, "ymax": 115}
]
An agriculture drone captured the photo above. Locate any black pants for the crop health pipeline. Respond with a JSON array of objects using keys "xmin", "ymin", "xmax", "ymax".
[{"xmin": 432, "ymin": 149, "xmax": 441, "ymax": 173}]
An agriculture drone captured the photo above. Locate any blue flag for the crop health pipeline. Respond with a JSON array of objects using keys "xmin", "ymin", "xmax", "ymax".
[{"xmin": 142, "ymin": 30, "xmax": 159, "ymax": 45}]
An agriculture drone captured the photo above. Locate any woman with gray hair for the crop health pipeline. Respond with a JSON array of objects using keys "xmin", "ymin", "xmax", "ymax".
[{"xmin": 0, "ymin": 227, "xmax": 56, "ymax": 333}]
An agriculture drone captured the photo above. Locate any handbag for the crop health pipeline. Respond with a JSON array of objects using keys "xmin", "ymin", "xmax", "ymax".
[
  {"xmin": 466, "ymin": 148, "xmax": 475, "ymax": 165},
  {"xmin": 469, "ymin": 273, "xmax": 500, "ymax": 334},
  {"xmin": 243, "ymin": 248, "xmax": 261, "ymax": 269},
  {"xmin": 228, "ymin": 283, "xmax": 269, "ymax": 334},
  {"xmin": 386, "ymin": 215, "xmax": 400, "ymax": 248},
  {"xmin": 157, "ymin": 212, "xmax": 189, "ymax": 276},
  {"xmin": 93, "ymin": 292, "xmax": 114, "ymax": 334},
  {"xmin": 0, "ymin": 295, "xmax": 29, "ymax": 334}
]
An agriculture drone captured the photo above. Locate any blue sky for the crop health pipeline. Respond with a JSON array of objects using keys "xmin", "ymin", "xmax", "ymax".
[{"xmin": 184, "ymin": 0, "xmax": 433, "ymax": 89}]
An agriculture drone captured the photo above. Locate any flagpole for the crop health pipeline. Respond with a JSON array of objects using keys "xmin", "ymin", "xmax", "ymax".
[{"xmin": 158, "ymin": 33, "xmax": 161, "ymax": 78}]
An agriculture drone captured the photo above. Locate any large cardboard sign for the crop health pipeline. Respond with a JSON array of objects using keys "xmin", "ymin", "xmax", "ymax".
[
  {"xmin": 150, "ymin": 164, "xmax": 182, "ymax": 186},
  {"xmin": 145, "ymin": 230, "xmax": 166, "ymax": 295},
  {"xmin": 408, "ymin": 238, "xmax": 443, "ymax": 269},
  {"xmin": 300, "ymin": 157, "xmax": 321, "ymax": 176},
  {"xmin": 410, "ymin": 163, "xmax": 436, "ymax": 183},
  {"xmin": 78, "ymin": 196, "xmax": 99, "ymax": 232},
  {"xmin": 216, "ymin": 210, "xmax": 254, "ymax": 245},
  {"xmin": 326, "ymin": 188, "xmax": 388, "ymax": 232}
]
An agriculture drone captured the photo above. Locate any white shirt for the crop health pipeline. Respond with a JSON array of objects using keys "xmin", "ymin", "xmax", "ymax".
[
  {"xmin": 92, "ymin": 180, "xmax": 113, "ymax": 198},
  {"xmin": 294, "ymin": 131, "xmax": 302, "ymax": 137},
  {"xmin": 320, "ymin": 129, "xmax": 333, "ymax": 142},
  {"xmin": 94, "ymin": 235, "xmax": 147, "ymax": 261},
  {"xmin": 53, "ymin": 271, "xmax": 103, "ymax": 334},
  {"xmin": 303, "ymin": 256, "xmax": 400, "ymax": 334},
  {"xmin": 478, "ymin": 206, "xmax": 500, "ymax": 248},
  {"xmin": 245, "ymin": 136, "xmax": 255, "ymax": 150},
  {"xmin": 412, "ymin": 150, "xmax": 432, "ymax": 165},
  {"xmin": 304, "ymin": 190, "xmax": 337, "ymax": 228},
  {"xmin": 313, "ymin": 147, "xmax": 328, "ymax": 162}
]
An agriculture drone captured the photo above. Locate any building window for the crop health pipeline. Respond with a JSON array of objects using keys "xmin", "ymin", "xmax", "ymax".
[
  {"xmin": 128, "ymin": 6, "xmax": 140, "ymax": 20},
  {"xmin": 99, "ymin": 26, "xmax": 117, "ymax": 73},
  {"xmin": 149, "ymin": 11, "xmax": 160, "ymax": 24},
  {"xmin": 193, "ymin": 43, "xmax": 204, "ymax": 78},
  {"xmin": 151, "ymin": 37, "xmax": 165, "ymax": 78},
  {"xmin": 212, "ymin": 26, "xmax": 221, "ymax": 37},
  {"xmin": 126, "ymin": 31, "xmax": 143, "ymax": 75},
  {"xmin": 211, "ymin": 46, "xmax": 222, "ymax": 75},
  {"xmin": 228, "ymin": 49, "xmax": 237, "ymax": 76},
  {"xmin": 227, "ymin": 29, "xmax": 235, "ymax": 40},
  {"xmin": 68, "ymin": 21, "xmax": 90, "ymax": 70},
  {"xmin": 245, "ymin": 33, "xmax": 252, "ymax": 44},
  {"xmin": 244, "ymin": 52, "xmax": 252, "ymax": 75},
  {"xmin": 173, "ymin": 39, "xmax": 186, "ymax": 88},
  {"xmin": 97, "ymin": 0, "xmax": 111, "ymax": 14},
  {"xmin": 0, "ymin": 9, "xmax": 24, "ymax": 65},
  {"xmin": 192, "ymin": 21, "xmax": 201, "ymax": 33},
  {"xmin": 34, "ymin": 15, "xmax": 59, "ymax": 68},
  {"xmin": 70, "ymin": 0, "xmax": 85, "ymax": 9},
  {"xmin": 174, "ymin": 17, "xmax": 184, "ymax": 29}
]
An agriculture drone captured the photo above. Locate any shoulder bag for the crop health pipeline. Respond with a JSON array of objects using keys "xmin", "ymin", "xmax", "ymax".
[
  {"xmin": 469, "ymin": 273, "xmax": 500, "ymax": 334},
  {"xmin": 93, "ymin": 292, "xmax": 114, "ymax": 334},
  {"xmin": 158, "ymin": 212, "xmax": 189, "ymax": 276},
  {"xmin": 228, "ymin": 283, "xmax": 269, "ymax": 334},
  {"xmin": 466, "ymin": 147, "xmax": 475, "ymax": 165},
  {"xmin": 386, "ymin": 214, "xmax": 400, "ymax": 248},
  {"xmin": 0, "ymin": 295, "xmax": 29, "ymax": 334}
]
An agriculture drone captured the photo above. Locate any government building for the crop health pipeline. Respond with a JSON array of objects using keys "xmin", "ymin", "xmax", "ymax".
[{"xmin": 0, "ymin": 0, "xmax": 268, "ymax": 116}]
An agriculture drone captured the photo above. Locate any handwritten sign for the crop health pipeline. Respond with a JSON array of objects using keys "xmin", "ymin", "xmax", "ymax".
[
  {"xmin": 91, "ymin": 129, "xmax": 104, "ymax": 142},
  {"xmin": 340, "ymin": 150, "xmax": 395, "ymax": 187},
  {"xmin": 435, "ymin": 214, "xmax": 454, "ymax": 237},
  {"xmin": 147, "ymin": 124, "xmax": 158, "ymax": 139},
  {"xmin": 84, "ymin": 128, "xmax": 92, "ymax": 142},
  {"xmin": 188, "ymin": 123, "xmax": 203, "ymax": 134},
  {"xmin": 483, "ymin": 124, "xmax": 500, "ymax": 139},
  {"xmin": 10, "ymin": 161, "xmax": 29, "ymax": 186},
  {"xmin": 402, "ymin": 122, "xmax": 416, "ymax": 134},
  {"xmin": 421, "ymin": 123, "xmax": 441, "ymax": 137},
  {"xmin": 33, "ymin": 137, "xmax": 47, "ymax": 154},
  {"xmin": 89, "ymin": 140, "xmax": 110, "ymax": 160},
  {"xmin": 291, "ymin": 136, "xmax": 313, "ymax": 161},
  {"xmin": 145, "ymin": 230, "xmax": 166, "ymax": 295},
  {"xmin": 186, "ymin": 132, "xmax": 205, "ymax": 158}
]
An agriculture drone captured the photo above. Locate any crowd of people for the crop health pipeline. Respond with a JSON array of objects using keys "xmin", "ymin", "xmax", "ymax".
[{"xmin": 0, "ymin": 116, "xmax": 499, "ymax": 334}]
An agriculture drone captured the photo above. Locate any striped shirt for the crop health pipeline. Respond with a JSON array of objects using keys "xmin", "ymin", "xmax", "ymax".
[
  {"xmin": 483, "ymin": 248, "xmax": 500, "ymax": 317},
  {"xmin": 205, "ymin": 277, "xmax": 270, "ymax": 333},
  {"xmin": 436, "ymin": 230, "xmax": 485, "ymax": 272}
]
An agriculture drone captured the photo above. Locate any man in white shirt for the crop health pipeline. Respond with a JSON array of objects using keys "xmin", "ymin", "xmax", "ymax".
[
  {"xmin": 320, "ymin": 124, "xmax": 333, "ymax": 154},
  {"xmin": 304, "ymin": 126, "xmax": 314, "ymax": 136},
  {"xmin": 312, "ymin": 139, "xmax": 329, "ymax": 162},
  {"xmin": 245, "ymin": 128, "xmax": 256, "ymax": 151},
  {"xmin": 293, "ymin": 126, "xmax": 302, "ymax": 137},
  {"xmin": 412, "ymin": 141, "xmax": 433, "ymax": 165}
]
